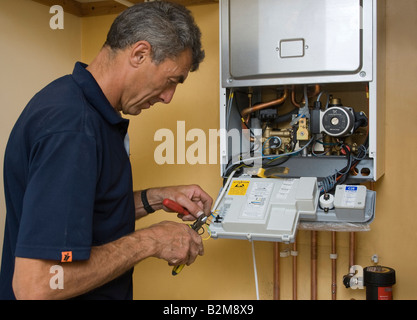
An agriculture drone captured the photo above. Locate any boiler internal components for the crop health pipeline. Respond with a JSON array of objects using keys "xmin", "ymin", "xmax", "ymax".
[
  {"xmin": 218, "ymin": 0, "xmax": 385, "ymax": 231},
  {"xmin": 310, "ymin": 98, "xmax": 368, "ymax": 137}
]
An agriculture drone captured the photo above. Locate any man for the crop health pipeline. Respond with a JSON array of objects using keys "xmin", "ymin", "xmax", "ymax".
[{"xmin": 0, "ymin": 1, "xmax": 212, "ymax": 300}]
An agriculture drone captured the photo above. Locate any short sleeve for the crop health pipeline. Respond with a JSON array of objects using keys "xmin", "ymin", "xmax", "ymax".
[{"xmin": 15, "ymin": 132, "xmax": 98, "ymax": 262}]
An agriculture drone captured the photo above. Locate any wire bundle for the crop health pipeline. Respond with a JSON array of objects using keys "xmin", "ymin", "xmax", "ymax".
[{"xmin": 317, "ymin": 139, "xmax": 368, "ymax": 194}]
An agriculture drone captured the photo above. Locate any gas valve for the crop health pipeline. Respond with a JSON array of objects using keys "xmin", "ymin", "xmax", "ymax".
[{"xmin": 343, "ymin": 265, "xmax": 364, "ymax": 289}]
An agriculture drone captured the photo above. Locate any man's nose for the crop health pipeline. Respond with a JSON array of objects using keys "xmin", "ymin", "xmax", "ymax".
[{"xmin": 159, "ymin": 86, "xmax": 177, "ymax": 104}]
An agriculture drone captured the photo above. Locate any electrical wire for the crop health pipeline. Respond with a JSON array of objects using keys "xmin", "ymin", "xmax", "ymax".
[
  {"xmin": 206, "ymin": 168, "xmax": 240, "ymax": 236},
  {"xmin": 318, "ymin": 143, "xmax": 351, "ymax": 193},
  {"xmin": 251, "ymin": 240, "xmax": 260, "ymax": 300},
  {"xmin": 311, "ymin": 139, "xmax": 339, "ymax": 157},
  {"xmin": 226, "ymin": 88, "xmax": 234, "ymax": 131},
  {"xmin": 264, "ymin": 137, "xmax": 314, "ymax": 165},
  {"xmin": 201, "ymin": 226, "xmax": 212, "ymax": 241},
  {"xmin": 213, "ymin": 167, "xmax": 239, "ymax": 212},
  {"xmin": 223, "ymin": 137, "xmax": 314, "ymax": 175},
  {"xmin": 226, "ymin": 89, "xmax": 256, "ymax": 138},
  {"xmin": 317, "ymin": 139, "xmax": 368, "ymax": 194},
  {"xmin": 316, "ymin": 90, "xmax": 330, "ymax": 109}
]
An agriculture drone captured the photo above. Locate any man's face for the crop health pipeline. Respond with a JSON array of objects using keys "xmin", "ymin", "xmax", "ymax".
[{"xmin": 120, "ymin": 48, "xmax": 192, "ymax": 116}]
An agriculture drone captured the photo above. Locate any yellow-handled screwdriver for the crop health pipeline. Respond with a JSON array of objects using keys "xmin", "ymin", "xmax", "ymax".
[{"xmin": 172, "ymin": 264, "xmax": 185, "ymax": 276}]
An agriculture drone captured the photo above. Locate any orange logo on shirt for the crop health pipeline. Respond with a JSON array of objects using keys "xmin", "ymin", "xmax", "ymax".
[{"xmin": 61, "ymin": 251, "xmax": 73, "ymax": 263}]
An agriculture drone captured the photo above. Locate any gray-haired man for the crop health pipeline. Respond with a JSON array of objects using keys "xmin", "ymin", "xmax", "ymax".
[{"xmin": 0, "ymin": 1, "xmax": 211, "ymax": 300}]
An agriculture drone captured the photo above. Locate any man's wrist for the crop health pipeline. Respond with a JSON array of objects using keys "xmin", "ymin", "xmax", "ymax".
[{"xmin": 141, "ymin": 189, "xmax": 155, "ymax": 214}]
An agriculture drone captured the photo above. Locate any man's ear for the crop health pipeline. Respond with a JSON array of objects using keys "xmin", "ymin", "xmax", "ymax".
[{"xmin": 130, "ymin": 41, "xmax": 152, "ymax": 67}]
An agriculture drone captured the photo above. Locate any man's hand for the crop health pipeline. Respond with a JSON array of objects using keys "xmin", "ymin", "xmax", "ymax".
[
  {"xmin": 144, "ymin": 220, "xmax": 204, "ymax": 266},
  {"xmin": 12, "ymin": 220, "xmax": 205, "ymax": 300},
  {"xmin": 135, "ymin": 185, "xmax": 213, "ymax": 221}
]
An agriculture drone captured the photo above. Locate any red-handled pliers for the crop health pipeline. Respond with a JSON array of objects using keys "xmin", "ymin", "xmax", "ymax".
[
  {"xmin": 162, "ymin": 198, "xmax": 190, "ymax": 216},
  {"xmin": 163, "ymin": 198, "xmax": 208, "ymax": 276}
]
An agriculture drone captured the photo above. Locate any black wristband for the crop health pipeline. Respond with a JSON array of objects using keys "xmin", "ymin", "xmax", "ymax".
[{"xmin": 141, "ymin": 189, "xmax": 155, "ymax": 214}]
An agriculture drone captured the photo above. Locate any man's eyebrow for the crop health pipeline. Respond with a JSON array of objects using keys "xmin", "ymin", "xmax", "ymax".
[{"xmin": 172, "ymin": 75, "xmax": 185, "ymax": 84}]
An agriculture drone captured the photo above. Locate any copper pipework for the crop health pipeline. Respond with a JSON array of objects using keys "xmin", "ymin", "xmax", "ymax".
[
  {"xmin": 291, "ymin": 84, "xmax": 321, "ymax": 108},
  {"xmin": 273, "ymin": 242, "xmax": 280, "ymax": 300},
  {"xmin": 309, "ymin": 84, "xmax": 321, "ymax": 99},
  {"xmin": 292, "ymin": 240, "xmax": 297, "ymax": 300},
  {"xmin": 241, "ymin": 89, "xmax": 288, "ymax": 116},
  {"xmin": 349, "ymin": 232, "xmax": 356, "ymax": 268},
  {"xmin": 331, "ymin": 231, "xmax": 337, "ymax": 300},
  {"xmin": 311, "ymin": 231, "xmax": 318, "ymax": 300},
  {"xmin": 291, "ymin": 85, "xmax": 302, "ymax": 108}
]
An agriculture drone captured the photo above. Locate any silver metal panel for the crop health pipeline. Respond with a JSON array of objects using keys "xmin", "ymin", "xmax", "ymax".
[{"xmin": 221, "ymin": 0, "xmax": 374, "ymax": 87}]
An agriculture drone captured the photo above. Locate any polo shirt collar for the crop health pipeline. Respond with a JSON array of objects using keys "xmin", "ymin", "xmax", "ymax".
[{"xmin": 71, "ymin": 62, "xmax": 129, "ymax": 131}]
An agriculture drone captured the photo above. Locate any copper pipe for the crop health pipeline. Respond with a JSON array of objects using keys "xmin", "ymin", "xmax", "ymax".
[
  {"xmin": 241, "ymin": 89, "xmax": 288, "ymax": 116},
  {"xmin": 291, "ymin": 84, "xmax": 321, "ymax": 108},
  {"xmin": 273, "ymin": 242, "xmax": 280, "ymax": 300},
  {"xmin": 370, "ymin": 181, "xmax": 375, "ymax": 191},
  {"xmin": 291, "ymin": 85, "xmax": 301, "ymax": 108},
  {"xmin": 331, "ymin": 231, "xmax": 337, "ymax": 300},
  {"xmin": 311, "ymin": 231, "xmax": 318, "ymax": 300},
  {"xmin": 244, "ymin": 92, "xmax": 252, "ymax": 124},
  {"xmin": 309, "ymin": 84, "xmax": 321, "ymax": 99},
  {"xmin": 349, "ymin": 232, "xmax": 356, "ymax": 268},
  {"xmin": 292, "ymin": 240, "xmax": 297, "ymax": 300}
]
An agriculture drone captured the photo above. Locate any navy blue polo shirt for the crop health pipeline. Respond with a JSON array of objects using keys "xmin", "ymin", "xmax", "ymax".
[{"xmin": 0, "ymin": 62, "xmax": 136, "ymax": 299}]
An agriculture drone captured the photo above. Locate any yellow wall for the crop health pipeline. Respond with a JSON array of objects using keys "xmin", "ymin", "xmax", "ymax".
[
  {"xmin": 1, "ymin": 0, "xmax": 416, "ymax": 300},
  {"xmin": 0, "ymin": 0, "xmax": 81, "ymax": 265}
]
